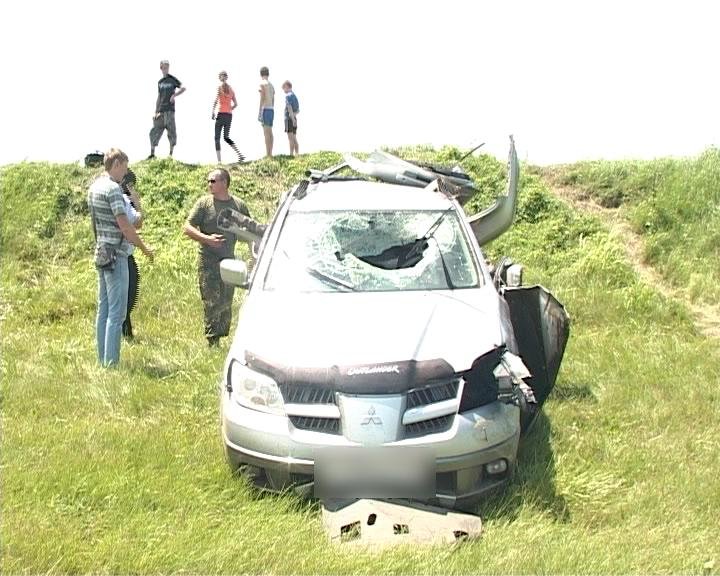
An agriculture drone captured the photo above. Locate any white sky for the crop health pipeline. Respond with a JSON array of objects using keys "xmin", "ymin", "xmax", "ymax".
[{"xmin": 0, "ymin": 0, "xmax": 717, "ymax": 167}]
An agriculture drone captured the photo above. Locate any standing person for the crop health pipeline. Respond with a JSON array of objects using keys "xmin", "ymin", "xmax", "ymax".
[
  {"xmin": 120, "ymin": 169, "xmax": 142, "ymax": 340},
  {"xmin": 257, "ymin": 66, "xmax": 275, "ymax": 158},
  {"xmin": 282, "ymin": 80, "xmax": 300, "ymax": 156},
  {"xmin": 88, "ymin": 149, "xmax": 154, "ymax": 367},
  {"xmin": 211, "ymin": 70, "xmax": 245, "ymax": 164},
  {"xmin": 183, "ymin": 168, "xmax": 251, "ymax": 347},
  {"xmin": 148, "ymin": 60, "xmax": 186, "ymax": 159}
]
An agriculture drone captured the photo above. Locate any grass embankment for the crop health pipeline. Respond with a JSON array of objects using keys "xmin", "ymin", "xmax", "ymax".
[
  {"xmin": 0, "ymin": 149, "xmax": 718, "ymax": 574},
  {"xmin": 545, "ymin": 149, "xmax": 720, "ymax": 304}
]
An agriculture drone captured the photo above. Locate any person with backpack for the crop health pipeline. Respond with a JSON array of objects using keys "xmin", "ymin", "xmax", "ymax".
[
  {"xmin": 211, "ymin": 71, "xmax": 245, "ymax": 164},
  {"xmin": 282, "ymin": 80, "xmax": 300, "ymax": 156}
]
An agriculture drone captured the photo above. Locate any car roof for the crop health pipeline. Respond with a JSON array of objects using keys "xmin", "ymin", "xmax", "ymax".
[{"xmin": 288, "ymin": 180, "xmax": 458, "ymax": 213}]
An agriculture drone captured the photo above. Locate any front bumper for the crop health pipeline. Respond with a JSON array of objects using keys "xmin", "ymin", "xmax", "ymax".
[{"xmin": 221, "ymin": 393, "xmax": 520, "ymax": 507}]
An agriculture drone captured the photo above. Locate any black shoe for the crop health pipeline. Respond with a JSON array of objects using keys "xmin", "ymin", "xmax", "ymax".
[
  {"xmin": 147, "ymin": 153, "xmax": 156, "ymax": 160},
  {"xmin": 207, "ymin": 336, "xmax": 220, "ymax": 347}
]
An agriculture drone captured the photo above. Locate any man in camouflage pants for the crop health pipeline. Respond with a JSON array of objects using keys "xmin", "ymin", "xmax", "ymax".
[
  {"xmin": 183, "ymin": 168, "xmax": 251, "ymax": 347},
  {"xmin": 148, "ymin": 59, "xmax": 186, "ymax": 159}
]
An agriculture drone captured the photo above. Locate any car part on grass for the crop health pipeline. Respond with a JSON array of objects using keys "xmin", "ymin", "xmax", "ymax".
[{"xmin": 322, "ymin": 498, "xmax": 482, "ymax": 547}]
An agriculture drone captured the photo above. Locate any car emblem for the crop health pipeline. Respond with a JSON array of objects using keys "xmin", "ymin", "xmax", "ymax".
[
  {"xmin": 360, "ymin": 406, "xmax": 383, "ymax": 426},
  {"xmin": 347, "ymin": 365, "xmax": 401, "ymax": 376}
]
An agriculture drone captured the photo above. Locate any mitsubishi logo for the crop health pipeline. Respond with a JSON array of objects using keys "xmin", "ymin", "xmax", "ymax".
[{"xmin": 360, "ymin": 405, "xmax": 383, "ymax": 426}]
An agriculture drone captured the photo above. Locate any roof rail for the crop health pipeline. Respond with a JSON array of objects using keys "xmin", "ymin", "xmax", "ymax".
[{"xmin": 305, "ymin": 160, "xmax": 349, "ymax": 183}]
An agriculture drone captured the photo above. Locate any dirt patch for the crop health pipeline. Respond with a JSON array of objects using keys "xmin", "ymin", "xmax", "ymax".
[{"xmin": 543, "ymin": 176, "xmax": 720, "ymax": 340}]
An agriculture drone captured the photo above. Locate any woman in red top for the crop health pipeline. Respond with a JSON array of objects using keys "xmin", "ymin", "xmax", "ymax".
[{"xmin": 211, "ymin": 71, "xmax": 244, "ymax": 163}]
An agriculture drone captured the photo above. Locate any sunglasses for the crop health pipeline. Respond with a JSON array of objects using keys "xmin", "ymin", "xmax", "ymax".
[{"xmin": 207, "ymin": 179, "xmax": 216, "ymax": 183}]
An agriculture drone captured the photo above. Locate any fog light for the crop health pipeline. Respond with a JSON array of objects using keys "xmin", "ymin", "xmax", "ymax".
[{"xmin": 485, "ymin": 459, "xmax": 507, "ymax": 475}]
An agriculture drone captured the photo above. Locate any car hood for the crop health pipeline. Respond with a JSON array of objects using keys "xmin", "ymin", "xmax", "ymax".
[{"xmin": 232, "ymin": 286, "xmax": 505, "ymax": 374}]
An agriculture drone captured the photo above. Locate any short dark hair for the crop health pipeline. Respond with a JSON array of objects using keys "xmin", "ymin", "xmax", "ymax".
[{"xmin": 260, "ymin": 66, "xmax": 269, "ymax": 77}]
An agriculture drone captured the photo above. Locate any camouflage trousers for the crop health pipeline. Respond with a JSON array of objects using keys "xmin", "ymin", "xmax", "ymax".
[
  {"xmin": 149, "ymin": 111, "xmax": 177, "ymax": 147},
  {"xmin": 198, "ymin": 260, "xmax": 235, "ymax": 340}
]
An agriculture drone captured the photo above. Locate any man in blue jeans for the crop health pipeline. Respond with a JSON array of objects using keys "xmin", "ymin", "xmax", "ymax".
[{"xmin": 88, "ymin": 149, "xmax": 154, "ymax": 366}]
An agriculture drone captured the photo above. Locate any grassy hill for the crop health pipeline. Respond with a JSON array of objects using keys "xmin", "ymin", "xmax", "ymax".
[{"xmin": 1, "ymin": 149, "xmax": 718, "ymax": 574}]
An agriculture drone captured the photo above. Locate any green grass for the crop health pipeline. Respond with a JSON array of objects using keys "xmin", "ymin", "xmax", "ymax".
[
  {"xmin": 549, "ymin": 148, "xmax": 720, "ymax": 304},
  {"xmin": 1, "ymin": 150, "xmax": 719, "ymax": 574}
]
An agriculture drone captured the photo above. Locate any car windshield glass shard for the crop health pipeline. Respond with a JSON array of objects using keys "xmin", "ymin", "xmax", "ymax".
[{"xmin": 264, "ymin": 210, "xmax": 480, "ymax": 292}]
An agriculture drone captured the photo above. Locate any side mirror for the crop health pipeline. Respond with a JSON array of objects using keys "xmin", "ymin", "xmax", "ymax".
[
  {"xmin": 506, "ymin": 264, "xmax": 523, "ymax": 287},
  {"xmin": 220, "ymin": 259, "xmax": 248, "ymax": 288},
  {"xmin": 493, "ymin": 257, "xmax": 523, "ymax": 288}
]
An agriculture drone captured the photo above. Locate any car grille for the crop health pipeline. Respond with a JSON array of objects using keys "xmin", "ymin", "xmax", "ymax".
[
  {"xmin": 279, "ymin": 384, "xmax": 336, "ymax": 405},
  {"xmin": 406, "ymin": 379, "xmax": 460, "ymax": 409},
  {"xmin": 289, "ymin": 416, "xmax": 340, "ymax": 434},
  {"xmin": 280, "ymin": 379, "xmax": 459, "ymax": 438},
  {"xmin": 404, "ymin": 415, "xmax": 454, "ymax": 438}
]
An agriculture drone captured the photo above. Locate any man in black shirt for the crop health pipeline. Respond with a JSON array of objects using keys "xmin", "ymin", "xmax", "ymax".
[{"xmin": 148, "ymin": 60, "xmax": 186, "ymax": 159}]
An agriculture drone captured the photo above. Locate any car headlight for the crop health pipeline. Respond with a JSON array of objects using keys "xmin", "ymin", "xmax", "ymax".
[{"xmin": 228, "ymin": 359, "xmax": 285, "ymax": 415}]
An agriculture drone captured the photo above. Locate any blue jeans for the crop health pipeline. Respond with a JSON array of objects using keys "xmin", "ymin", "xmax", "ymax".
[{"xmin": 96, "ymin": 255, "xmax": 129, "ymax": 366}]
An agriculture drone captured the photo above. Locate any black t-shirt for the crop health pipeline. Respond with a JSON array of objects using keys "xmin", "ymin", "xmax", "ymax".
[{"xmin": 156, "ymin": 74, "xmax": 182, "ymax": 112}]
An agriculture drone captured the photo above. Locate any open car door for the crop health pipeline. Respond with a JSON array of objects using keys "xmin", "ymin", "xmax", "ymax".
[{"xmin": 503, "ymin": 285, "xmax": 570, "ymax": 408}]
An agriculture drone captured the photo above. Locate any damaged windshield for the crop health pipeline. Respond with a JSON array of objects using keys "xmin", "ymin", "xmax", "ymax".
[{"xmin": 264, "ymin": 210, "xmax": 481, "ymax": 292}]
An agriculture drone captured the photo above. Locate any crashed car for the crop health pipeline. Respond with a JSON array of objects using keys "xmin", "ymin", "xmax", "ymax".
[{"xmin": 218, "ymin": 137, "xmax": 570, "ymax": 509}]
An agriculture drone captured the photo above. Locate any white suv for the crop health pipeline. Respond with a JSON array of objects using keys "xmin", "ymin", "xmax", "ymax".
[{"xmin": 218, "ymin": 139, "xmax": 569, "ymax": 509}]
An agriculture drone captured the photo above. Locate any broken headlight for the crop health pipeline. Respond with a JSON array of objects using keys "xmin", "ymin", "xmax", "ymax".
[
  {"xmin": 459, "ymin": 347, "xmax": 503, "ymax": 411},
  {"xmin": 459, "ymin": 348, "xmax": 531, "ymax": 411}
]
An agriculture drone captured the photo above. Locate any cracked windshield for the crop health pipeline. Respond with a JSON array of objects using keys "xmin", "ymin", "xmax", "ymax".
[{"xmin": 264, "ymin": 210, "xmax": 481, "ymax": 292}]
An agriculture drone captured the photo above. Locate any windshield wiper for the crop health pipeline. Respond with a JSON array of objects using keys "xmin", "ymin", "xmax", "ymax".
[
  {"xmin": 281, "ymin": 249, "xmax": 355, "ymax": 291},
  {"xmin": 430, "ymin": 236, "xmax": 455, "ymax": 289},
  {"xmin": 305, "ymin": 265, "xmax": 356, "ymax": 291}
]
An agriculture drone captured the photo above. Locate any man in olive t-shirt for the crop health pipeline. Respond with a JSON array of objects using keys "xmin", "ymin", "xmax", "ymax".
[{"xmin": 183, "ymin": 168, "xmax": 250, "ymax": 346}]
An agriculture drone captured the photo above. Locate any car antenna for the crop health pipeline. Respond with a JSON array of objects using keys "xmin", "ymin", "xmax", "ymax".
[{"xmin": 457, "ymin": 142, "xmax": 485, "ymax": 164}]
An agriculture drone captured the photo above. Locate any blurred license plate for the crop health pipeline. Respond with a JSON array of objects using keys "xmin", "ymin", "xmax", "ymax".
[{"xmin": 314, "ymin": 446, "xmax": 434, "ymax": 499}]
